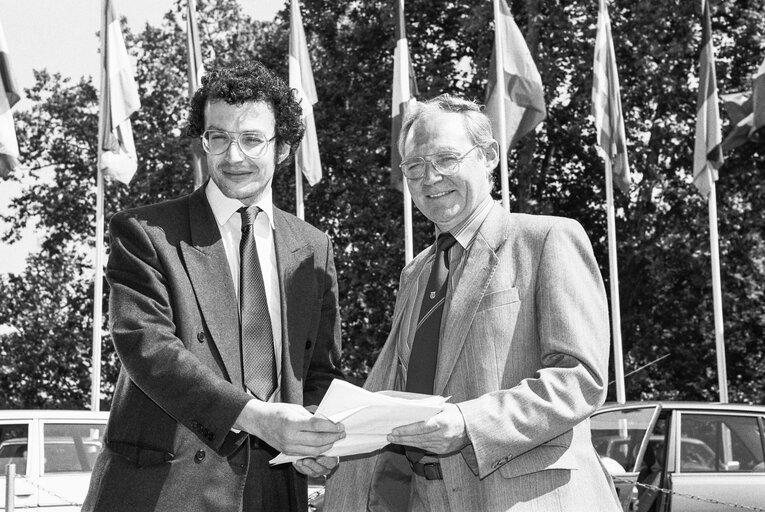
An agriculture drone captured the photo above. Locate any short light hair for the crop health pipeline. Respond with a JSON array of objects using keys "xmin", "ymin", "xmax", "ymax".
[{"xmin": 397, "ymin": 94, "xmax": 495, "ymax": 156}]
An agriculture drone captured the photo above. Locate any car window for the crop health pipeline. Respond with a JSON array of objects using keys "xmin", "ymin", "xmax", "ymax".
[
  {"xmin": 679, "ymin": 413, "xmax": 765, "ymax": 472},
  {"xmin": 42, "ymin": 423, "xmax": 105, "ymax": 474},
  {"xmin": 591, "ymin": 406, "xmax": 660, "ymax": 473},
  {"xmin": 0, "ymin": 424, "xmax": 29, "ymax": 475}
]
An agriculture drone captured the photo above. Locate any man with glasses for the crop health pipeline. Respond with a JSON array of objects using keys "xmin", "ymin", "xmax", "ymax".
[
  {"xmin": 84, "ymin": 61, "xmax": 344, "ymax": 512},
  {"xmin": 325, "ymin": 94, "xmax": 620, "ymax": 511}
]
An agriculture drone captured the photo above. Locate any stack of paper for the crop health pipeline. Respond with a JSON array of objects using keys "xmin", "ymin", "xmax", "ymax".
[{"xmin": 270, "ymin": 379, "xmax": 448, "ymax": 464}]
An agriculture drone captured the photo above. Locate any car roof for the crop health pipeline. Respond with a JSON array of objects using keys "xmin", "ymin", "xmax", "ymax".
[
  {"xmin": 0, "ymin": 410, "xmax": 109, "ymax": 421},
  {"xmin": 597, "ymin": 401, "xmax": 765, "ymax": 414}
]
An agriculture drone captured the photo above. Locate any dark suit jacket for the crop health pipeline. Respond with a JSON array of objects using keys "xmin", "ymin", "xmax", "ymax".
[{"xmin": 84, "ymin": 184, "xmax": 343, "ymax": 512}]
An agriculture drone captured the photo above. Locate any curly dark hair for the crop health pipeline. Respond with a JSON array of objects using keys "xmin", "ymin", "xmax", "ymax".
[{"xmin": 186, "ymin": 61, "xmax": 304, "ymax": 167}]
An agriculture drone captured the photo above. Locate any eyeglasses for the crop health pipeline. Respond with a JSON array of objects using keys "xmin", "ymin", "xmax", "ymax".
[
  {"xmin": 201, "ymin": 129, "xmax": 276, "ymax": 158},
  {"xmin": 400, "ymin": 144, "xmax": 481, "ymax": 180}
]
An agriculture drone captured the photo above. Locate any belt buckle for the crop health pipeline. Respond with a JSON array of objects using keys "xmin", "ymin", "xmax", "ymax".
[{"xmin": 421, "ymin": 461, "xmax": 443, "ymax": 481}]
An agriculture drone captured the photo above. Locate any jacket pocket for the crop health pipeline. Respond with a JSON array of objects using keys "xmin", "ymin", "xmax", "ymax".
[
  {"xmin": 107, "ymin": 439, "xmax": 174, "ymax": 467},
  {"xmin": 477, "ymin": 287, "xmax": 520, "ymax": 312},
  {"xmin": 497, "ymin": 442, "xmax": 576, "ymax": 479}
]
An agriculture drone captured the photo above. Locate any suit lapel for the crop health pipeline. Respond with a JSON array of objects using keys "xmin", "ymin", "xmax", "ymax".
[
  {"xmin": 272, "ymin": 209, "xmax": 313, "ymax": 403},
  {"xmin": 434, "ymin": 204, "xmax": 508, "ymax": 395},
  {"xmin": 180, "ymin": 186, "xmax": 243, "ymax": 387}
]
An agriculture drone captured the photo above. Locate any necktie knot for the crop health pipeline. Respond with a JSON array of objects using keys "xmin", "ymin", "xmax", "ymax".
[
  {"xmin": 238, "ymin": 206, "xmax": 259, "ymax": 230},
  {"xmin": 436, "ymin": 233, "xmax": 457, "ymax": 269}
]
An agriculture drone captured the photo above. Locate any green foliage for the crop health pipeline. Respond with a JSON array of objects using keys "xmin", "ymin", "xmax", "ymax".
[{"xmin": 1, "ymin": 0, "xmax": 764, "ymax": 408}]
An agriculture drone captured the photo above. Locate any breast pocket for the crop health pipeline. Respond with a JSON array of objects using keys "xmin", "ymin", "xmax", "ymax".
[{"xmin": 476, "ymin": 287, "xmax": 520, "ymax": 313}]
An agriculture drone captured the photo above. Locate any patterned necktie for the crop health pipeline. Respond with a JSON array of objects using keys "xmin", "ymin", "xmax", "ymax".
[
  {"xmin": 405, "ymin": 233, "xmax": 458, "ymax": 395},
  {"xmin": 239, "ymin": 206, "xmax": 277, "ymax": 401}
]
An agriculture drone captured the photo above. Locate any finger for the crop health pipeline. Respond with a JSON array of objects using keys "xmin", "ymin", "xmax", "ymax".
[
  {"xmin": 390, "ymin": 421, "xmax": 438, "ymax": 436},
  {"xmin": 314, "ymin": 455, "xmax": 339, "ymax": 470},
  {"xmin": 306, "ymin": 417, "xmax": 345, "ymax": 433}
]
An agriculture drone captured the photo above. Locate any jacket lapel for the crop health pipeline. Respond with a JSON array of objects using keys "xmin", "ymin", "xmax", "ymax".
[
  {"xmin": 180, "ymin": 186, "xmax": 243, "ymax": 387},
  {"xmin": 434, "ymin": 204, "xmax": 508, "ymax": 395},
  {"xmin": 272, "ymin": 209, "xmax": 313, "ymax": 403}
]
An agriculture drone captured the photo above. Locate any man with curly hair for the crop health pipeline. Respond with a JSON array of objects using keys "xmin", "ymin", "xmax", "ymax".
[{"xmin": 83, "ymin": 61, "xmax": 345, "ymax": 512}]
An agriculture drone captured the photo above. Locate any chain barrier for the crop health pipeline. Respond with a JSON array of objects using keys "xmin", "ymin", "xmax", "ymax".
[
  {"xmin": 613, "ymin": 477, "xmax": 765, "ymax": 512},
  {"xmin": 10, "ymin": 473, "xmax": 81, "ymax": 507}
]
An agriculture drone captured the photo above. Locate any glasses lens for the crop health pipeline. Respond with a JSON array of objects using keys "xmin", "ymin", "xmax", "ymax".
[
  {"xmin": 432, "ymin": 154, "xmax": 460, "ymax": 174},
  {"xmin": 238, "ymin": 133, "xmax": 269, "ymax": 157},
  {"xmin": 401, "ymin": 158, "xmax": 426, "ymax": 179},
  {"xmin": 202, "ymin": 130, "xmax": 230, "ymax": 155}
]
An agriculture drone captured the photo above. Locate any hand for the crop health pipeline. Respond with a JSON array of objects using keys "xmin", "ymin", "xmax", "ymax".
[
  {"xmin": 293, "ymin": 455, "xmax": 340, "ymax": 478},
  {"xmin": 386, "ymin": 403, "xmax": 469, "ymax": 455},
  {"xmin": 235, "ymin": 400, "xmax": 345, "ymax": 456}
]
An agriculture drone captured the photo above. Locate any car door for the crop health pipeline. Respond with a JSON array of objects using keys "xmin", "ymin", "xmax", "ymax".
[
  {"xmin": 668, "ymin": 411, "xmax": 765, "ymax": 512},
  {"xmin": 35, "ymin": 420, "xmax": 106, "ymax": 510},
  {"xmin": 591, "ymin": 404, "xmax": 662, "ymax": 512},
  {"xmin": 0, "ymin": 419, "xmax": 38, "ymax": 510}
]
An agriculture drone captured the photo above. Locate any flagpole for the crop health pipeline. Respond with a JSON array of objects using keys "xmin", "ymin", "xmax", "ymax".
[
  {"xmin": 492, "ymin": 0, "xmax": 510, "ymax": 211},
  {"xmin": 91, "ymin": 0, "xmax": 108, "ymax": 413},
  {"xmin": 295, "ymin": 163, "xmax": 304, "ymax": 219},
  {"xmin": 604, "ymin": 158, "xmax": 626, "ymax": 404},
  {"xmin": 707, "ymin": 173, "xmax": 728, "ymax": 402}
]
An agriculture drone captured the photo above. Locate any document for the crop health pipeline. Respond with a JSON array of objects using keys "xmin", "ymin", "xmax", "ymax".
[{"xmin": 269, "ymin": 379, "xmax": 448, "ymax": 465}]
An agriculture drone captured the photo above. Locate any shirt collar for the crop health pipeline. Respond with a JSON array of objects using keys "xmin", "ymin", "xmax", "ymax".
[
  {"xmin": 436, "ymin": 195, "xmax": 494, "ymax": 249},
  {"xmin": 205, "ymin": 179, "xmax": 276, "ymax": 230}
]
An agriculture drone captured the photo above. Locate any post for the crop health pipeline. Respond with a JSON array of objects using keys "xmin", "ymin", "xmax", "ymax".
[
  {"xmin": 5, "ymin": 463, "xmax": 15, "ymax": 512},
  {"xmin": 707, "ymin": 174, "xmax": 728, "ymax": 402},
  {"xmin": 605, "ymin": 158, "xmax": 626, "ymax": 404},
  {"xmin": 295, "ymin": 163, "xmax": 304, "ymax": 220},
  {"xmin": 492, "ymin": 0, "xmax": 510, "ymax": 211},
  {"xmin": 91, "ymin": 0, "xmax": 108, "ymax": 412}
]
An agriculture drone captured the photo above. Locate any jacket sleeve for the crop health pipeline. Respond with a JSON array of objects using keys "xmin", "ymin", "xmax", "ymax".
[
  {"xmin": 106, "ymin": 211, "xmax": 252, "ymax": 454},
  {"xmin": 302, "ymin": 233, "xmax": 345, "ymax": 407},
  {"xmin": 456, "ymin": 217, "xmax": 610, "ymax": 478}
]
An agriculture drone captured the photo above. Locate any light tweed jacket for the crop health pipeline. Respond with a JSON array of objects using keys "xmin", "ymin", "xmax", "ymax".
[{"xmin": 324, "ymin": 203, "xmax": 621, "ymax": 512}]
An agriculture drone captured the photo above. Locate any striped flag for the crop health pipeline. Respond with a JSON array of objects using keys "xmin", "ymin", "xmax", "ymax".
[
  {"xmin": 185, "ymin": 0, "xmax": 206, "ymax": 188},
  {"xmin": 100, "ymin": 0, "xmax": 141, "ymax": 185},
  {"xmin": 289, "ymin": 0, "xmax": 321, "ymax": 186},
  {"xmin": 0, "ymin": 15, "xmax": 20, "ymax": 177},
  {"xmin": 591, "ymin": 0, "xmax": 630, "ymax": 194},
  {"xmin": 692, "ymin": 0, "xmax": 724, "ymax": 197},
  {"xmin": 485, "ymin": 0, "xmax": 546, "ymax": 150},
  {"xmin": 391, "ymin": 0, "xmax": 418, "ymax": 191},
  {"xmin": 752, "ymin": 55, "xmax": 765, "ymax": 139}
]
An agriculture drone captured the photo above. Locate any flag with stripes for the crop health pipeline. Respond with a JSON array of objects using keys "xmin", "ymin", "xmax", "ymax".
[
  {"xmin": 0, "ymin": 14, "xmax": 20, "ymax": 178},
  {"xmin": 100, "ymin": 0, "xmax": 141, "ymax": 185},
  {"xmin": 591, "ymin": 0, "xmax": 630, "ymax": 194},
  {"xmin": 289, "ymin": 0, "xmax": 321, "ymax": 186},
  {"xmin": 185, "ymin": 0, "xmax": 206, "ymax": 188},
  {"xmin": 391, "ymin": 0, "xmax": 418, "ymax": 191},
  {"xmin": 485, "ymin": 0, "xmax": 546, "ymax": 150},
  {"xmin": 692, "ymin": 0, "xmax": 723, "ymax": 197}
]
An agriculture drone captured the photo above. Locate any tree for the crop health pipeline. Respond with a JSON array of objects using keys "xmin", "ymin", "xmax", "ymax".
[{"xmin": 1, "ymin": 0, "xmax": 764, "ymax": 408}]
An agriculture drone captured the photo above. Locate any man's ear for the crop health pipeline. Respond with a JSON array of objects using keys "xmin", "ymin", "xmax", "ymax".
[
  {"xmin": 483, "ymin": 139, "xmax": 500, "ymax": 168},
  {"xmin": 276, "ymin": 143, "xmax": 291, "ymax": 165}
]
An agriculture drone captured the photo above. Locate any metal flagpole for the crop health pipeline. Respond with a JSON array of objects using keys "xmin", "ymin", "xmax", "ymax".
[
  {"xmin": 605, "ymin": 158, "xmax": 626, "ymax": 404},
  {"xmin": 706, "ymin": 173, "xmax": 728, "ymax": 402},
  {"xmin": 91, "ymin": 0, "xmax": 108, "ymax": 412},
  {"xmin": 492, "ymin": 0, "xmax": 510, "ymax": 211},
  {"xmin": 295, "ymin": 163, "xmax": 304, "ymax": 220}
]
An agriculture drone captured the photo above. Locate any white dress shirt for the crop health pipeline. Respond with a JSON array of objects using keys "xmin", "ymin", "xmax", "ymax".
[{"xmin": 205, "ymin": 180, "xmax": 282, "ymax": 401}]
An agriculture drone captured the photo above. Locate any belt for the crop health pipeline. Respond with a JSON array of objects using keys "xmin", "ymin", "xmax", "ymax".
[{"xmin": 409, "ymin": 459, "xmax": 443, "ymax": 480}]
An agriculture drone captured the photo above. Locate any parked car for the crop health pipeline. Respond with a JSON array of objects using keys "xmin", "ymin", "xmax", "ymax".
[
  {"xmin": 0, "ymin": 410, "xmax": 108, "ymax": 511},
  {"xmin": 591, "ymin": 401, "xmax": 765, "ymax": 512}
]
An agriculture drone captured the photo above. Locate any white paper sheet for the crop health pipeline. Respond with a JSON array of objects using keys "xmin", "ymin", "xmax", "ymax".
[{"xmin": 269, "ymin": 379, "xmax": 448, "ymax": 465}]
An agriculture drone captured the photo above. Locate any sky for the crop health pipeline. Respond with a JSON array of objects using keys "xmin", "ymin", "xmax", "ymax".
[{"xmin": 0, "ymin": 0, "xmax": 285, "ymax": 275}]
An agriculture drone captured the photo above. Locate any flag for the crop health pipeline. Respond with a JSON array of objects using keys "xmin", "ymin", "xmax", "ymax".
[
  {"xmin": 289, "ymin": 0, "xmax": 321, "ymax": 186},
  {"xmin": 391, "ymin": 0, "xmax": 418, "ymax": 190},
  {"xmin": 485, "ymin": 0, "xmax": 546, "ymax": 150},
  {"xmin": 692, "ymin": 0, "xmax": 723, "ymax": 197},
  {"xmin": 591, "ymin": 0, "xmax": 630, "ymax": 194},
  {"xmin": 754, "ymin": 56, "xmax": 765, "ymax": 138},
  {"xmin": 0, "ymin": 15, "xmax": 20, "ymax": 178},
  {"xmin": 185, "ymin": 0, "xmax": 206, "ymax": 188},
  {"xmin": 100, "ymin": 0, "xmax": 141, "ymax": 185},
  {"xmin": 723, "ymin": 55, "xmax": 765, "ymax": 150}
]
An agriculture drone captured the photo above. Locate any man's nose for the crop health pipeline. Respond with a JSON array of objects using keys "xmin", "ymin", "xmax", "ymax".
[
  {"xmin": 225, "ymin": 139, "xmax": 245, "ymax": 162},
  {"xmin": 421, "ymin": 161, "xmax": 442, "ymax": 185}
]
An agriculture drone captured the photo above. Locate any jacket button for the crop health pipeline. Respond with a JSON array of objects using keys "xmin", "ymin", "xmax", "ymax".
[
  {"xmin": 197, "ymin": 331, "xmax": 206, "ymax": 343},
  {"xmin": 194, "ymin": 450, "xmax": 206, "ymax": 463}
]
